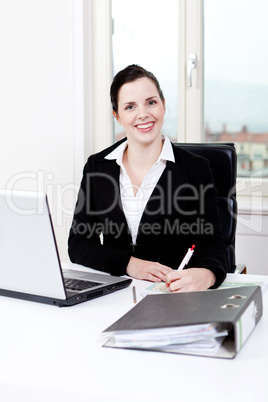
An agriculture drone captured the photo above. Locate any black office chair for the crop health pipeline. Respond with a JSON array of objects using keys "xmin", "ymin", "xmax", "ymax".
[{"xmin": 175, "ymin": 143, "xmax": 246, "ymax": 274}]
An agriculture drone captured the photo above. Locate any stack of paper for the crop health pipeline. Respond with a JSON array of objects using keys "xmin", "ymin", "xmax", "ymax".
[
  {"xmin": 141, "ymin": 280, "xmax": 267, "ymax": 297},
  {"xmin": 104, "ymin": 323, "xmax": 228, "ymax": 355}
]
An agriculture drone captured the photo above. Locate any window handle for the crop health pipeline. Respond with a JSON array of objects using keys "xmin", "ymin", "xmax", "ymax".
[{"xmin": 187, "ymin": 53, "xmax": 197, "ymax": 87}]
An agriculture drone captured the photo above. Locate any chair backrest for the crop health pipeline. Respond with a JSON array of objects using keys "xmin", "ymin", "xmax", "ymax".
[{"xmin": 174, "ymin": 143, "xmax": 237, "ymax": 273}]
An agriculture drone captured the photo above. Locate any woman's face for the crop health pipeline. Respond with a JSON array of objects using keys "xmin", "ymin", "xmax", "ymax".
[{"xmin": 114, "ymin": 77, "xmax": 165, "ymax": 146}]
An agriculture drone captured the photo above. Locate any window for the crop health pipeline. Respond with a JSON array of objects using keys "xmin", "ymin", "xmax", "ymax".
[
  {"xmin": 112, "ymin": 0, "xmax": 179, "ymax": 142},
  {"xmin": 204, "ymin": 0, "xmax": 268, "ymax": 178},
  {"xmin": 110, "ymin": 0, "xmax": 203, "ymax": 144},
  {"xmin": 90, "ymin": 0, "xmax": 268, "ymax": 191}
]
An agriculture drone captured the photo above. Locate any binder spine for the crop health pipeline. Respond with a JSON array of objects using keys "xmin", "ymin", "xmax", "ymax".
[{"xmin": 234, "ymin": 288, "xmax": 263, "ymax": 352}]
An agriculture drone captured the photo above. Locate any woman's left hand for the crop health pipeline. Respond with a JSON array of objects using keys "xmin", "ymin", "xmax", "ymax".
[{"xmin": 165, "ymin": 268, "xmax": 216, "ymax": 292}]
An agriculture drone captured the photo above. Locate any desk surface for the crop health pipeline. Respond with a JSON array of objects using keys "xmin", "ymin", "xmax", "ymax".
[{"xmin": 0, "ymin": 264, "xmax": 267, "ymax": 402}]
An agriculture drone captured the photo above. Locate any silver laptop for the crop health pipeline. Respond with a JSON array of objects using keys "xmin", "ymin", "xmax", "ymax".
[{"xmin": 0, "ymin": 189, "xmax": 132, "ymax": 307}]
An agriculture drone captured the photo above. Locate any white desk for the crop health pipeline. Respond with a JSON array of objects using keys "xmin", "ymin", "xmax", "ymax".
[{"xmin": 0, "ymin": 264, "xmax": 267, "ymax": 402}]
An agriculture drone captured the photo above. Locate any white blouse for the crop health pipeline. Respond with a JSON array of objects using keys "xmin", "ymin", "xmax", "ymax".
[{"xmin": 105, "ymin": 135, "xmax": 175, "ymax": 245}]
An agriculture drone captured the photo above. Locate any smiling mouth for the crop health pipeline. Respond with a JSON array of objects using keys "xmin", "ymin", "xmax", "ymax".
[{"xmin": 136, "ymin": 122, "xmax": 154, "ymax": 130}]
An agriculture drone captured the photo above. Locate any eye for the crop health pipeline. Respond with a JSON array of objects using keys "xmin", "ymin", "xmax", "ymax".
[
  {"xmin": 125, "ymin": 104, "xmax": 135, "ymax": 111},
  {"xmin": 148, "ymin": 100, "xmax": 157, "ymax": 106}
]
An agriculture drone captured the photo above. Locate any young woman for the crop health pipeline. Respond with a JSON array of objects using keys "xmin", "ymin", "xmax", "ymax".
[{"xmin": 68, "ymin": 65, "xmax": 228, "ymax": 291}]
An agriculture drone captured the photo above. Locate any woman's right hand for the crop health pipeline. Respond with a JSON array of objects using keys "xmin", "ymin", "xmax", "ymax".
[{"xmin": 126, "ymin": 256, "xmax": 173, "ymax": 282}]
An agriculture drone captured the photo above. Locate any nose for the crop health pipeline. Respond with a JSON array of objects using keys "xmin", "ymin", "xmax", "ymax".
[{"xmin": 137, "ymin": 106, "xmax": 149, "ymax": 120}]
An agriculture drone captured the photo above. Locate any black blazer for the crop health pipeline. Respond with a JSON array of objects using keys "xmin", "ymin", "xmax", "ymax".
[{"xmin": 68, "ymin": 139, "xmax": 228, "ymax": 288}]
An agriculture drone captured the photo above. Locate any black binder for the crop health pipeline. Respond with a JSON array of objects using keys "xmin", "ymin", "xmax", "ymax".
[{"xmin": 103, "ymin": 286, "xmax": 263, "ymax": 358}]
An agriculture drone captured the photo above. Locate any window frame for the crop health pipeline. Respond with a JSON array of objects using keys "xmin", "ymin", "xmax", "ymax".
[
  {"xmin": 89, "ymin": 0, "xmax": 113, "ymax": 153},
  {"xmin": 89, "ymin": 0, "xmax": 204, "ymax": 149},
  {"xmin": 87, "ymin": 0, "xmax": 268, "ymax": 203}
]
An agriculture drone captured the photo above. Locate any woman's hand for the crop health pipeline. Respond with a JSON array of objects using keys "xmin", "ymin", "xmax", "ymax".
[
  {"xmin": 165, "ymin": 268, "xmax": 216, "ymax": 292},
  {"xmin": 126, "ymin": 256, "xmax": 173, "ymax": 282}
]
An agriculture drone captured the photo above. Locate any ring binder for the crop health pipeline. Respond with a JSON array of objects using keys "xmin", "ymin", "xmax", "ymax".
[{"xmin": 102, "ymin": 286, "xmax": 263, "ymax": 359}]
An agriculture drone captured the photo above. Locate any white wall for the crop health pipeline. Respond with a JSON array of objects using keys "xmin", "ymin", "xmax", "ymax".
[{"xmin": 0, "ymin": 0, "xmax": 84, "ymax": 262}]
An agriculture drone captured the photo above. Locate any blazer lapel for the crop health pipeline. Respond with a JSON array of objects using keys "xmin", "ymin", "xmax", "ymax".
[
  {"xmin": 92, "ymin": 158, "xmax": 128, "ymax": 227},
  {"xmin": 91, "ymin": 143, "xmax": 191, "ymax": 240}
]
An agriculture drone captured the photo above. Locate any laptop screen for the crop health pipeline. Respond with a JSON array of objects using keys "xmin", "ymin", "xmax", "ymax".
[{"xmin": 0, "ymin": 190, "xmax": 66, "ymax": 299}]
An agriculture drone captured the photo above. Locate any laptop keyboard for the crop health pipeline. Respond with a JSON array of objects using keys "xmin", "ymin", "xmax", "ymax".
[{"xmin": 64, "ymin": 278, "xmax": 102, "ymax": 292}]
